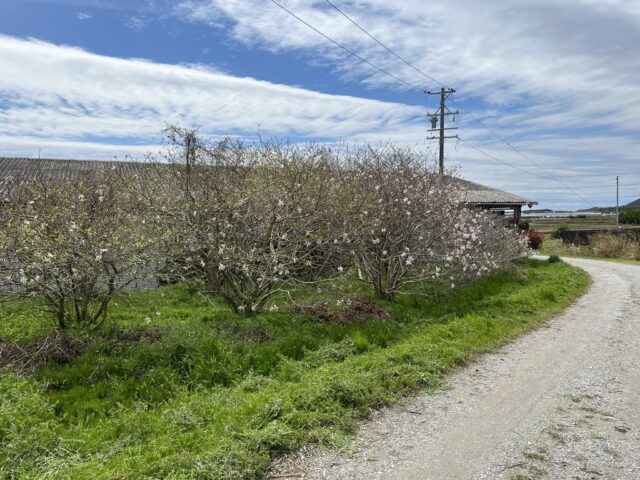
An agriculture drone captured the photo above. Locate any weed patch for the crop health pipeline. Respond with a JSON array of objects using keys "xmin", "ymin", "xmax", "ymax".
[
  {"xmin": 0, "ymin": 330, "xmax": 87, "ymax": 373},
  {"xmin": 294, "ymin": 295, "xmax": 389, "ymax": 325}
]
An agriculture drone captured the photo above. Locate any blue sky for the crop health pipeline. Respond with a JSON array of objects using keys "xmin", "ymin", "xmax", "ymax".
[{"xmin": 1, "ymin": 0, "xmax": 639, "ymax": 209}]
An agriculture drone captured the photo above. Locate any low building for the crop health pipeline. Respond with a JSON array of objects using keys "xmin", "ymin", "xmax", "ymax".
[
  {"xmin": 451, "ymin": 177, "xmax": 538, "ymax": 224},
  {"xmin": 1, "ymin": 157, "xmax": 538, "ymax": 221}
]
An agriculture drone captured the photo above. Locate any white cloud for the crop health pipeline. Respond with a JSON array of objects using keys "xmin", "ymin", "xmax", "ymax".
[
  {"xmin": 0, "ymin": 35, "xmax": 424, "ymax": 143},
  {"xmin": 124, "ymin": 15, "xmax": 147, "ymax": 30},
  {"xmin": 4, "ymin": 0, "xmax": 640, "ymax": 212},
  {"xmin": 0, "ymin": 135, "xmax": 160, "ymax": 160},
  {"xmin": 175, "ymin": 0, "xmax": 640, "ymax": 127},
  {"xmin": 171, "ymin": 0, "xmax": 640, "ymax": 208},
  {"xmin": 76, "ymin": 12, "xmax": 93, "ymax": 21}
]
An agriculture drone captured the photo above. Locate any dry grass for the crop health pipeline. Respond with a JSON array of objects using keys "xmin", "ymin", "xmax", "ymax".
[
  {"xmin": 591, "ymin": 234, "xmax": 640, "ymax": 260},
  {"xmin": 540, "ymin": 235, "xmax": 640, "ymax": 263},
  {"xmin": 527, "ymin": 216, "xmax": 618, "ymax": 235}
]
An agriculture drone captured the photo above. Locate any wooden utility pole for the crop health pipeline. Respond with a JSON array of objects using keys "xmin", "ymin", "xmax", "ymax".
[
  {"xmin": 185, "ymin": 131, "xmax": 196, "ymax": 196},
  {"xmin": 427, "ymin": 88, "xmax": 458, "ymax": 175},
  {"xmin": 616, "ymin": 175, "xmax": 620, "ymax": 228}
]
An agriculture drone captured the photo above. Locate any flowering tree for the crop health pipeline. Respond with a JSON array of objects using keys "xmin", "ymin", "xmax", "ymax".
[
  {"xmin": 0, "ymin": 130, "xmax": 525, "ymax": 323},
  {"xmin": 342, "ymin": 146, "xmax": 524, "ymax": 300},
  {"xmin": 149, "ymin": 128, "xmax": 349, "ymax": 313},
  {"xmin": 149, "ymin": 132, "xmax": 524, "ymax": 308},
  {"xmin": 0, "ymin": 168, "xmax": 159, "ymax": 329}
]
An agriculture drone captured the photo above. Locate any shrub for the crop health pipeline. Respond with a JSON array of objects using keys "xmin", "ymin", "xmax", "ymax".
[
  {"xmin": 619, "ymin": 210, "xmax": 640, "ymax": 225},
  {"xmin": 342, "ymin": 146, "xmax": 525, "ymax": 301},
  {"xmin": 0, "ymin": 128, "xmax": 527, "ymax": 317},
  {"xmin": 518, "ymin": 220, "xmax": 530, "ymax": 231},
  {"xmin": 548, "ymin": 254, "xmax": 562, "ymax": 264},
  {"xmin": 152, "ymin": 130, "xmax": 525, "ymax": 308},
  {"xmin": 551, "ymin": 224, "xmax": 569, "ymax": 239},
  {"xmin": 149, "ymin": 127, "xmax": 348, "ymax": 313},
  {"xmin": 0, "ymin": 168, "xmax": 161, "ymax": 329},
  {"xmin": 526, "ymin": 230, "xmax": 545, "ymax": 250}
]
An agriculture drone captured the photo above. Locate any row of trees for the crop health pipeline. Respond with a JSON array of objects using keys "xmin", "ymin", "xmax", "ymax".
[{"xmin": 0, "ymin": 128, "xmax": 526, "ymax": 329}]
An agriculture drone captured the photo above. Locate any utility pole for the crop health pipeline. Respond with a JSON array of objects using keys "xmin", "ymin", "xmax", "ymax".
[
  {"xmin": 616, "ymin": 175, "xmax": 620, "ymax": 228},
  {"xmin": 427, "ymin": 88, "xmax": 458, "ymax": 175},
  {"xmin": 185, "ymin": 131, "xmax": 196, "ymax": 196}
]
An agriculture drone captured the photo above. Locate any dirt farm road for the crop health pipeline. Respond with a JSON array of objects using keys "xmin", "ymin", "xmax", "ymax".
[{"xmin": 293, "ymin": 258, "xmax": 640, "ymax": 479}]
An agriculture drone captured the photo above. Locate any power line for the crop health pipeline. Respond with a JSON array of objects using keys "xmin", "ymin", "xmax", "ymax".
[
  {"xmin": 268, "ymin": 0, "xmax": 424, "ymax": 91},
  {"xmin": 457, "ymin": 137, "xmax": 549, "ymax": 180},
  {"xmin": 452, "ymin": 99, "xmax": 594, "ymax": 207},
  {"xmin": 321, "ymin": 1, "xmax": 618, "ymax": 207},
  {"xmin": 321, "ymin": 0, "xmax": 594, "ymax": 199},
  {"xmin": 323, "ymin": 0, "xmax": 449, "ymax": 89},
  {"xmin": 271, "ymin": 0, "xmax": 607, "ymax": 209}
]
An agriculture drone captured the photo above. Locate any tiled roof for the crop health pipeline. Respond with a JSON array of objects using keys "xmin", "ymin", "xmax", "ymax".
[
  {"xmin": 0, "ymin": 157, "xmax": 145, "ymax": 199},
  {"xmin": 0, "ymin": 157, "xmax": 142, "ymax": 181},
  {"xmin": 450, "ymin": 177, "xmax": 537, "ymax": 207},
  {"xmin": 0, "ymin": 157, "xmax": 537, "ymax": 207}
]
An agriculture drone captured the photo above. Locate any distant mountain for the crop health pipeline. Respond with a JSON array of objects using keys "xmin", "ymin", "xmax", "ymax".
[
  {"xmin": 577, "ymin": 198, "xmax": 640, "ymax": 213},
  {"xmin": 578, "ymin": 206, "xmax": 617, "ymax": 213}
]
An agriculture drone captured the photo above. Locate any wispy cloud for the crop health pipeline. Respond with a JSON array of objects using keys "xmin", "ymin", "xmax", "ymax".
[
  {"xmin": 76, "ymin": 12, "xmax": 93, "ymax": 21},
  {"xmin": 2, "ymin": 0, "xmax": 640, "ymax": 209},
  {"xmin": 123, "ymin": 15, "xmax": 147, "ymax": 30},
  {"xmin": 0, "ymin": 35, "xmax": 424, "ymax": 148},
  {"xmin": 170, "ymin": 0, "xmax": 640, "ymax": 208}
]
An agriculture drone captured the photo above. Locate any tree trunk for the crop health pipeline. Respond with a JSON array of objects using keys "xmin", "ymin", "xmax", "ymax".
[{"xmin": 57, "ymin": 297, "xmax": 66, "ymax": 329}]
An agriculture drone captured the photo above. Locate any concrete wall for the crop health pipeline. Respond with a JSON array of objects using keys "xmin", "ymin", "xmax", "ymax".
[{"xmin": 559, "ymin": 228, "xmax": 640, "ymax": 246}]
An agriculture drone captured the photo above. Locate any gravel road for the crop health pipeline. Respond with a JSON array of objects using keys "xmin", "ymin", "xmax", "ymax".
[{"xmin": 287, "ymin": 258, "xmax": 640, "ymax": 480}]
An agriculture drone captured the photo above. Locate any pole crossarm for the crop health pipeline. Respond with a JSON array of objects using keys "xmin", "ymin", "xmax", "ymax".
[{"xmin": 427, "ymin": 88, "xmax": 457, "ymax": 174}]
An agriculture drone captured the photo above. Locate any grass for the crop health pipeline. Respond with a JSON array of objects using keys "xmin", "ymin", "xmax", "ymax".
[
  {"xmin": 539, "ymin": 237, "xmax": 640, "ymax": 265},
  {"xmin": 528, "ymin": 215, "xmax": 619, "ymax": 235},
  {"xmin": 530, "ymin": 214, "xmax": 640, "ymax": 263},
  {"xmin": 0, "ymin": 259, "xmax": 590, "ymax": 479}
]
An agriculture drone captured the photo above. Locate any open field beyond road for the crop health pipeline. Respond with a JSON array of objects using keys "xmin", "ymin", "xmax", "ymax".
[
  {"xmin": 292, "ymin": 258, "xmax": 640, "ymax": 479},
  {"xmin": 539, "ymin": 237, "xmax": 640, "ymax": 265},
  {"xmin": 527, "ymin": 215, "xmax": 620, "ymax": 235}
]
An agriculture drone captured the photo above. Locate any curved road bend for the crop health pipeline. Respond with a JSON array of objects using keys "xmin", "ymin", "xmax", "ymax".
[{"xmin": 295, "ymin": 258, "xmax": 640, "ymax": 479}]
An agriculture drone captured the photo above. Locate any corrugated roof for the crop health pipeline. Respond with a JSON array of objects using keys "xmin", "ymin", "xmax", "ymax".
[{"xmin": 0, "ymin": 157, "xmax": 537, "ymax": 207}]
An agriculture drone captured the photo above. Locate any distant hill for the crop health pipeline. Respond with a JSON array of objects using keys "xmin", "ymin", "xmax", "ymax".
[
  {"xmin": 578, "ymin": 206, "xmax": 616, "ymax": 214},
  {"xmin": 578, "ymin": 198, "xmax": 640, "ymax": 214},
  {"xmin": 526, "ymin": 208, "xmax": 554, "ymax": 214}
]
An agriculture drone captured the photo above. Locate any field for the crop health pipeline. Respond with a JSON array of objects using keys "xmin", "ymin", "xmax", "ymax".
[
  {"xmin": 0, "ymin": 259, "xmax": 589, "ymax": 479},
  {"xmin": 526, "ymin": 214, "xmax": 640, "ymax": 263},
  {"xmin": 539, "ymin": 237, "xmax": 640, "ymax": 264},
  {"xmin": 526, "ymin": 214, "xmax": 618, "ymax": 235}
]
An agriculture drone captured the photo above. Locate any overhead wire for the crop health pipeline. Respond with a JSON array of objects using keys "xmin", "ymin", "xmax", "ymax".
[
  {"xmin": 452, "ymin": 98, "xmax": 594, "ymax": 207},
  {"xmin": 320, "ymin": 1, "xmax": 598, "ymax": 206},
  {"xmin": 267, "ymin": 0, "xmax": 425, "ymax": 91},
  {"xmin": 271, "ymin": 0, "xmax": 609, "ymax": 208},
  {"xmin": 457, "ymin": 137, "xmax": 549, "ymax": 180},
  {"xmin": 323, "ymin": 0, "xmax": 449, "ymax": 89}
]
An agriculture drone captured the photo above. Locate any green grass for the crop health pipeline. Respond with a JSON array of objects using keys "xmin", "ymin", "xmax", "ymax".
[{"xmin": 0, "ymin": 259, "xmax": 590, "ymax": 479}]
